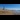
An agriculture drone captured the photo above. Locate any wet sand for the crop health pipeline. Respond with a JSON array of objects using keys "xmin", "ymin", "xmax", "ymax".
[{"xmin": 0, "ymin": 10, "xmax": 20, "ymax": 15}]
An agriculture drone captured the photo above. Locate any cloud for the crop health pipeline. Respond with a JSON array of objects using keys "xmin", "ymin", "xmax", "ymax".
[{"xmin": 5, "ymin": 8, "xmax": 20, "ymax": 10}]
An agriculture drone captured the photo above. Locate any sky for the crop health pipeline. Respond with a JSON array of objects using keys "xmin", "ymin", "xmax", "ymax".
[{"xmin": 0, "ymin": 4, "xmax": 20, "ymax": 10}]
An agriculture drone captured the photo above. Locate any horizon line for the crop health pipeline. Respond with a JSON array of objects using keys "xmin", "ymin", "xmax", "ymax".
[{"xmin": 0, "ymin": 8, "xmax": 20, "ymax": 10}]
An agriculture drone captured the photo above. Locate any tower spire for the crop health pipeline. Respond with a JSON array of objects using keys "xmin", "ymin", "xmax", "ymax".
[{"xmin": 3, "ymin": 6, "xmax": 5, "ymax": 10}]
